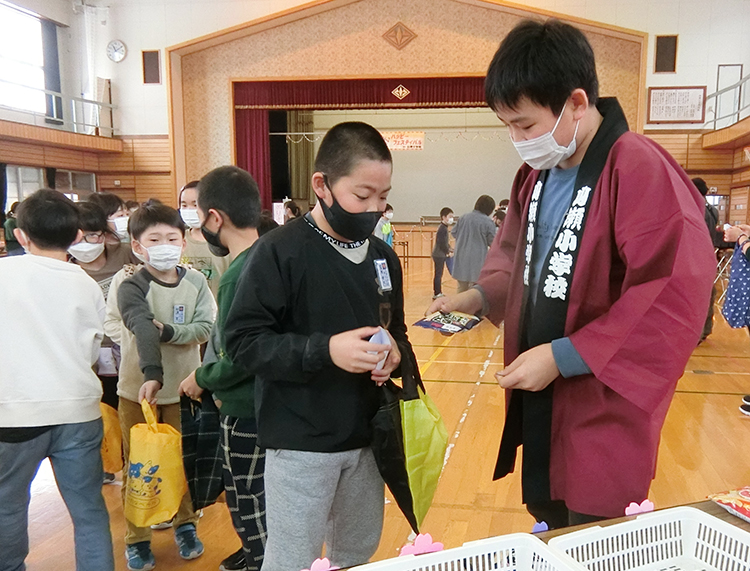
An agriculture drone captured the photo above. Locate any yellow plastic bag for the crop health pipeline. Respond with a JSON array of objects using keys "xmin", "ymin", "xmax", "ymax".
[
  {"xmin": 124, "ymin": 400, "xmax": 188, "ymax": 527},
  {"xmin": 401, "ymin": 386, "xmax": 448, "ymax": 528},
  {"xmin": 100, "ymin": 403, "xmax": 123, "ymax": 474}
]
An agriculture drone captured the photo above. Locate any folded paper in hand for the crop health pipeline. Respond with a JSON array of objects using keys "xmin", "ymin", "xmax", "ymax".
[{"xmin": 368, "ymin": 327, "xmax": 391, "ymax": 370}]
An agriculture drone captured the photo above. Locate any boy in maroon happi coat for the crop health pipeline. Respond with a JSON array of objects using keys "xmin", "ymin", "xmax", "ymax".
[{"xmin": 429, "ymin": 19, "xmax": 715, "ymax": 527}]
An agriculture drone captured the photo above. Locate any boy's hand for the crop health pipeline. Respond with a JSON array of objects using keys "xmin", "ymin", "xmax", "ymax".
[
  {"xmin": 427, "ymin": 288, "xmax": 483, "ymax": 316},
  {"xmin": 495, "ymin": 344, "xmax": 559, "ymax": 392},
  {"xmin": 329, "ymin": 327, "xmax": 390, "ymax": 374},
  {"xmin": 138, "ymin": 380, "xmax": 162, "ymax": 405},
  {"xmin": 371, "ymin": 330, "xmax": 401, "ymax": 386},
  {"xmin": 152, "ymin": 319, "xmax": 164, "ymax": 333},
  {"xmin": 179, "ymin": 371, "xmax": 203, "ymax": 400}
]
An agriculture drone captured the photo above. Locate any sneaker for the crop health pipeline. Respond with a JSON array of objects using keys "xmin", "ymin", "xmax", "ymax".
[
  {"xmin": 102, "ymin": 472, "xmax": 116, "ymax": 484},
  {"xmin": 219, "ymin": 547, "xmax": 248, "ymax": 571},
  {"xmin": 125, "ymin": 541, "xmax": 155, "ymax": 571},
  {"xmin": 743, "ymin": 395, "xmax": 750, "ymax": 406},
  {"xmin": 174, "ymin": 523, "xmax": 204, "ymax": 560},
  {"xmin": 741, "ymin": 404, "xmax": 750, "ymax": 416},
  {"xmin": 150, "ymin": 518, "xmax": 173, "ymax": 530}
]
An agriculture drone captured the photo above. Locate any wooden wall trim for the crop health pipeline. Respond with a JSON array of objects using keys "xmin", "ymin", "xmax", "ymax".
[
  {"xmin": 0, "ymin": 120, "xmax": 123, "ymax": 153},
  {"xmin": 702, "ymin": 115, "xmax": 750, "ymax": 149}
]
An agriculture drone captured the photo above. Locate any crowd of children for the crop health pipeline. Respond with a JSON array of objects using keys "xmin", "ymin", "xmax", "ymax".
[{"xmin": 0, "ymin": 17, "xmax": 721, "ymax": 571}]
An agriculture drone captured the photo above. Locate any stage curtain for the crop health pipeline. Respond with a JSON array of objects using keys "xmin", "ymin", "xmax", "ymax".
[
  {"xmin": 287, "ymin": 110, "xmax": 314, "ymax": 205},
  {"xmin": 234, "ymin": 77, "xmax": 486, "ymax": 109},
  {"xmin": 235, "ymin": 109, "xmax": 273, "ymax": 210}
]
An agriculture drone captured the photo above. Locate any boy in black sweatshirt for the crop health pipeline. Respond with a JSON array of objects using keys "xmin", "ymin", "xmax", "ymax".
[
  {"xmin": 432, "ymin": 206, "xmax": 454, "ymax": 298},
  {"xmin": 225, "ymin": 122, "xmax": 411, "ymax": 571}
]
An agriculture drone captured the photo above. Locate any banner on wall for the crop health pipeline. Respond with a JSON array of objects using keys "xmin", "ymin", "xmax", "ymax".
[{"xmin": 381, "ymin": 131, "xmax": 425, "ymax": 151}]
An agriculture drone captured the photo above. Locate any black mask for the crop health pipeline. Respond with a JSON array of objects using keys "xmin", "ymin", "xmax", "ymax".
[
  {"xmin": 201, "ymin": 224, "xmax": 229, "ymax": 257},
  {"xmin": 320, "ymin": 175, "xmax": 382, "ymax": 242}
]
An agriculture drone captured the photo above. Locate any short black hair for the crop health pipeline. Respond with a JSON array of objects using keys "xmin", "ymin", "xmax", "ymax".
[
  {"xmin": 314, "ymin": 122, "xmax": 392, "ymax": 187},
  {"xmin": 692, "ymin": 177, "xmax": 709, "ymax": 197},
  {"xmin": 474, "ymin": 195, "xmax": 496, "ymax": 216},
  {"xmin": 440, "ymin": 207, "xmax": 453, "ymax": 218},
  {"xmin": 16, "ymin": 189, "xmax": 80, "ymax": 250},
  {"xmin": 485, "ymin": 19, "xmax": 599, "ymax": 115},
  {"xmin": 384, "ymin": 203, "xmax": 393, "ymax": 212},
  {"xmin": 125, "ymin": 200, "xmax": 140, "ymax": 210},
  {"xmin": 258, "ymin": 212, "xmax": 280, "ymax": 236},
  {"xmin": 494, "ymin": 208, "xmax": 507, "ymax": 222},
  {"xmin": 85, "ymin": 192, "xmax": 125, "ymax": 218},
  {"xmin": 77, "ymin": 201, "xmax": 111, "ymax": 235},
  {"xmin": 128, "ymin": 201, "xmax": 185, "ymax": 241},
  {"xmin": 197, "ymin": 166, "xmax": 261, "ymax": 229}
]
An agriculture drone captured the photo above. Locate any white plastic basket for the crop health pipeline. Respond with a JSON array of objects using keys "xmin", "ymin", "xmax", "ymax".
[
  {"xmin": 353, "ymin": 533, "xmax": 588, "ymax": 571},
  {"xmin": 548, "ymin": 506, "xmax": 750, "ymax": 571}
]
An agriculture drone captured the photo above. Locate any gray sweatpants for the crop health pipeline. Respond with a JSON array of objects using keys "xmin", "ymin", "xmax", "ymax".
[{"xmin": 261, "ymin": 447, "xmax": 384, "ymax": 571}]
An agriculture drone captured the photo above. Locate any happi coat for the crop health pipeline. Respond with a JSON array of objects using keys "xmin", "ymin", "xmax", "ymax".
[{"xmin": 477, "ymin": 98, "xmax": 716, "ymax": 517}]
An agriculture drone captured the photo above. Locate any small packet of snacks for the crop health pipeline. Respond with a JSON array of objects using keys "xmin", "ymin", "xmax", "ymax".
[
  {"xmin": 709, "ymin": 487, "xmax": 750, "ymax": 524},
  {"xmin": 413, "ymin": 311, "xmax": 480, "ymax": 335}
]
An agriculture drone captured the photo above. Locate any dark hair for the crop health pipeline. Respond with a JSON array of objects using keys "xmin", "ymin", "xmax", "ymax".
[
  {"xmin": 8, "ymin": 201, "xmax": 20, "ymax": 216},
  {"xmin": 498, "ymin": 199, "xmax": 510, "ymax": 208},
  {"xmin": 474, "ymin": 195, "xmax": 496, "ymax": 216},
  {"xmin": 16, "ymin": 189, "xmax": 80, "ymax": 250},
  {"xmin": 86, "ymin": 192, "xmax": 125, "ymax": 218},
  {"xmin": 125, "ymin": 200, "xmax": 140, "ymax": 210},
  {"xmin": 384, "ymin": 203, "xmax": 393, "ymax": 212},
  {"xmin": 692, "ymin": 177, "xmax": 709, "ymax": 197},
  {"xmin": 314, "ymin": 122, "xmax": 392, "ymax": 186},
  {"xmin": 197, "ymin": 166, "xmax": 261, "ymax": 229},
  {"xmin": 77, "ymin": 201, "xmax": 112, "ymax": 235},
  {"xmin": 128, "ymin": 201, "xmax": 185, "ymax": 240},
  {"xmin": 258, "ymin": 212, "xmax": 279, "ymax": 236},
  {"xmin": 440, "ymin": 207, "xmax": 453, "ymax": 218},
  {"xmin": 485, "ymin": 19, "xmax": 599, "ymax": 115},
  {"xmin": 493, "ymin": 208, "xmax": 507, "ymax": 222},
  {"xmin": 285, "ymin": 200, "xmax": 301, "ymax": 218},
  {"xmin": 179, "ymin": 180, "xmax": 200, "ymax": 204}
]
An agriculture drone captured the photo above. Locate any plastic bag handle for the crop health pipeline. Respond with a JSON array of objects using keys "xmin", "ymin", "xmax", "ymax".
[{"xmin": 140, "ymin": 399, "xmax": 158, "ymax": 432}]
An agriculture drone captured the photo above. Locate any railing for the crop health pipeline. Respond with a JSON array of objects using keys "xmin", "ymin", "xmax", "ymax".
[
  {"xmin": 0, "ymin": 77, "xmax": 116, "ymax": 137},
  {"xmin": 703, "ymin": 73, "xmax": 750, "ymax": 131}
]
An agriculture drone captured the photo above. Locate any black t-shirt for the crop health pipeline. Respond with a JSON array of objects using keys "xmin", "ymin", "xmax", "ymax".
[{"xmin": 225, "ymin": 216, "xmax": 411, "ymax": 452}]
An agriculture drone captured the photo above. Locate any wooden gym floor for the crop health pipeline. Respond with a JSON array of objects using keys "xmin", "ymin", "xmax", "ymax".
[{"xmin": 24, "ymin": 257, "xmax": 750, "ymax": 569}]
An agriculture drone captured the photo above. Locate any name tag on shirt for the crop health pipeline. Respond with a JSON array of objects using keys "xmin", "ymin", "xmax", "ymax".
[
  {"xmin": 173, "ymin": 304, "xmax": 186, "ymax": 324},
  {"xmin": 374, "ymin": 259, "xmax": 392, "ymax": 292}
]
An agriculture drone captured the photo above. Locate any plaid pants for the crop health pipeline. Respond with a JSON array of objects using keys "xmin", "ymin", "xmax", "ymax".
[{"xmin": 221, "ymin": 415, "xmax": 266, "ymax": 570}]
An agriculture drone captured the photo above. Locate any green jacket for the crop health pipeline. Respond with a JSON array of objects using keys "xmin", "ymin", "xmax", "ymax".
[{"xmin": 195, "ymin": 247, "xmax": 255, "ymax": 418}]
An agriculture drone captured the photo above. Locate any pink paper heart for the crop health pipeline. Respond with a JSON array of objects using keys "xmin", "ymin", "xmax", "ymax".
[
  {"xmin": 625, "ymin": 499, "xmax": 655, "ymax": 515},
  {"xmin": 400, "ymin": 533, "xmax": 444, "ymax": 556},
  {"xmin": 301, "ymin": 558, "xmax": 339, "ymax": 571}
]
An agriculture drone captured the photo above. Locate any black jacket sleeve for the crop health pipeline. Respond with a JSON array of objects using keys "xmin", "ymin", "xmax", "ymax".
[{"xmin": 224, "ymin": 241, "xmax": 333, "ymax": 383}]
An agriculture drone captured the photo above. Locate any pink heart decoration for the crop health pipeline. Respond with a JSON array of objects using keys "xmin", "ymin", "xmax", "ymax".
[
  {"xmin": 400, "ymin": 533, "xmax": 444, "ymax": 556},
  {"xmin": 625, "ymin": 499, "xmax": 655, "ymax": 515},
  {"xmin": 301, "ymin": 558, "xmax": 340, "ymax": 571}
]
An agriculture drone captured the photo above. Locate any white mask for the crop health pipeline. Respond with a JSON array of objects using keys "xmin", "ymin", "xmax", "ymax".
[
  {"xmin": 384, "ymin": 211, "xmax": 394, "ymax": 220},
  {"xmin": 134, "ymin": 244, "xmax": 182, "ymax": 272},
  {"xmin": 180, "ymin": 208, "xmax": 202, "ymax": 229},
  {"xmin": 68, "ymin": 242, "xmax": 105, "ymax": 263},
  {"xmin": 512, "ymin": 108, "xmax": 579, "ymax": 170},
  {"xmin": 447, "ymin": 216, "xmax": 454, "ymax": 225},
  {"xmin": 110, "ymin": 216, "xmax": 130, "ymax": 240}
]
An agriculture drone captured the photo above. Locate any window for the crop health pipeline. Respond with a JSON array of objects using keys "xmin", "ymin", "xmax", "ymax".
[
  {"xmin": 655, "ymin": 36, "xmax": 678, "ymax": 73},
  {"xmin": 5, "ymin": 165, "xmax": 44, "ymax": 205},
  {"xmin": 142, "ymin": 51, "xmax": 161, "ymax": 84},
  {"xmin": 0, "ymin": 2, "xmax": 45, "ymax": 114}
]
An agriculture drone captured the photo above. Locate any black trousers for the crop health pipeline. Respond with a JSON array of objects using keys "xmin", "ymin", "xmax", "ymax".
[
  {"xmin": 527, "ymin": 500, "xmax": 607, "ymax": 530},
  {"xmin": 432, "ymin": 256, "xmax": 446, "ymax": 296}
]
